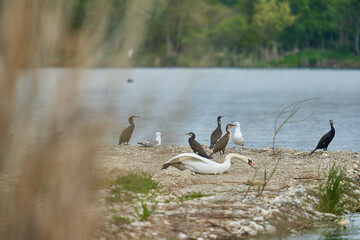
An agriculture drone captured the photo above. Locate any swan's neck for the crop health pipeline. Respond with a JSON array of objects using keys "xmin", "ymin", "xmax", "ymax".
[
  {"xmin": 225, "ymin": 153, "xmax": 247, "ymax": 164},
  {"xmin": 219, "ymin": 156, "xmax": 232, "ymax": 173}
]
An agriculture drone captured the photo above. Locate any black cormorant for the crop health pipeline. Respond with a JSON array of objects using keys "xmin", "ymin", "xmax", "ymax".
[
  {"xmin": 210, "ymin": 116, "xmax": 223, "ymax": 149},
  {"xmin": 210, "ymin": 123, "xmax": 235, "ymax": 157},
  {"xmin": 118, "ymin": 116, "xmax": 139, "ymax": 145},
  {"xmin": 187, "ymin": 132, "xmax": 211, "ymax": 159},
  {"xmin": 310, "ymin": 120, "xmax": 335, "ymax": 155}
]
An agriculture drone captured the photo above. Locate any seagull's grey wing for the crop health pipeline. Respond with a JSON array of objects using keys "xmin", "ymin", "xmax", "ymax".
[{"xmin": 142, "ymin": 139, "xmax": 159, "ymax": 147}]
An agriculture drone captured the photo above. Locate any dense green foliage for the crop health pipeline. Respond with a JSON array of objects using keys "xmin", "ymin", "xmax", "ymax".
[
  {"xmin": 317, "ymin": 164, "xmax": 356, "ymax": 215},
  {"xmin": 70, "ymin": 0, "xmax": 360, "ymax": 67}
]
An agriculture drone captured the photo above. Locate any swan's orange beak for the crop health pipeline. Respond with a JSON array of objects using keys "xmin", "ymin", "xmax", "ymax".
[{"xmin": 248, "ymin": 159, "xmax": 254, "ymax": 168}]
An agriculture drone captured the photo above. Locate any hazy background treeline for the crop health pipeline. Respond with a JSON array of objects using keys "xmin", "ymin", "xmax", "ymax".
[{"xmin": 68, "ymin": 0, "xmax": 360, "ymax": 67}]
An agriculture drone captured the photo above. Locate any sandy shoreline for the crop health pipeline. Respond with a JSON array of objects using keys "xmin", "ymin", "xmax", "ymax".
[{"xmin": 95, "ymin": 145, "xmax": 360, "ymax": 239}]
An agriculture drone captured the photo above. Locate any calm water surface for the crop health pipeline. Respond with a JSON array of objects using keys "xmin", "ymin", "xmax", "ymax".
[
  {"xmin": 285, "ymin": 214, "xmax": 360, "ymax": 240},
  {"xmin": 18, "ymin": 68, "xmax": 360, "ymax": 152}
]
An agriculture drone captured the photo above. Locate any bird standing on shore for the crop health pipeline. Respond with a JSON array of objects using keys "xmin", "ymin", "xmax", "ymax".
[
  {"xmin": 210, "ymin": 123, "xmax": 235, "ymax": 157},
  {"xmin": 138, "ymin": 132, "xmax": 163, "ymax": 147},
  {"xmin": 186, "ymin": 132, "xmax": 211, "ymax": 159},
  {"xmin": 210, "ymin": 116, "xmax": 223, "ymax": 149},
  {"xmin": 233, "ymin": 122, "xmax": 244, "ymax": 147},
  {"xmin": 162, "ymin": 153, "xmax": 254, "ymax": 174},
  {"xmin": 118, "ymin": 116, "xmax": 139, "ymax": 145},
  {"xmin": 310, "ymin": 120, "xmax": 335, "ymax": 155}
]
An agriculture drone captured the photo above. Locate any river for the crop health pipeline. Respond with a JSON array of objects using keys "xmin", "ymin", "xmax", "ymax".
[{"xmin": 18, "ymin": 68, "xmax": 360, "ymax": 152}]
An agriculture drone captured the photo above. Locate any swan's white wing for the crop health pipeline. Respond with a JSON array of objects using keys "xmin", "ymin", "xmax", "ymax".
[
  {"xmin": 162, "ymin": 153, "xmax": 223, "ymax": 174},
  {"xmin": 165, "ymin": 153, "xmax": 213, "ymax": 165}
]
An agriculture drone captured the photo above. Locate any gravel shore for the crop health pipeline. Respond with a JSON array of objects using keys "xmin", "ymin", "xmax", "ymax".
[{"xmin": 95, "ymin": 145, "xmax": 360, "ymax": 239}]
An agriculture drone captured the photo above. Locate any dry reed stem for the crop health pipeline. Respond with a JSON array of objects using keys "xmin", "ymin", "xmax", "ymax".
[
  {"xmin": 0, "ymin": 1, "xmax": 136, "ymax": 239},
  {"xmin": 259, "ymin": 98, "xmax": 318, "ymax": 195},
  {"xmin": 0, "ymin": 1, "xmax": 194, "ymax": 239}
]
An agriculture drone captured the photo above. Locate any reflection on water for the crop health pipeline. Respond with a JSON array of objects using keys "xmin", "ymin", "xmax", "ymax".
[
  {"xmin": 17, "ymin": 68, "xmax": 360, "ymax": 152},
  {"xmin": 285, "ymin": 214, "xmax": 360, "ymax": 240}
]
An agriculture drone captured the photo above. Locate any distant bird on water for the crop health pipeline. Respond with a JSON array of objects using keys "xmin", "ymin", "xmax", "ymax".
[
  {"xmin": 138, "ymin": 132, "xmax": 163, "ymax": 147},
  {"xmin": 210, "ymin": 116, "xmax": 223, "ymax": 149},
  {"xmin": 186, "ymin": 132, "xmax": 211, "ymax": 159},
  {"xmin": 210, "ymin": 123, "xmax": 235, "ymax": 157},
  {"xmin": 118, "ymin": 116, "xmax": 139, "ymax": 145},
  {"xmin": 162, "ymin": 153, "xmax": 254, "ymax": 175},
  {"xmin": 310, "ymin": 120, "xmax": 335, "ymax": 155},
  {"xmin": 233, "ymin": 122, "xmax": 244, "ymax": 146}
]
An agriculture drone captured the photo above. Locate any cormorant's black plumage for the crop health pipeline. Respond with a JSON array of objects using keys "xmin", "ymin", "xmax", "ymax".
[
  {"xmin": 210, "ymin": 124, "xmax": 235, "ymax": 157},
  {"xmin": 118, "ymin": 116, "xmax": 139, "ymax": 145},
  {"xmin": 209, "ymin": 116, "xmax": 223, "ymax": 149},
  {"xmin": 187, "ymin": 132, "xmax": 211, "ymax": 159},
  {"xmin": 310, "ymin": 120, "xmax": 335, "ymax": 155}
]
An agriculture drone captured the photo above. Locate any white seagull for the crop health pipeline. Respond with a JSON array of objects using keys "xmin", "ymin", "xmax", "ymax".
[
  {"xmin": 233, "ymin": 122, "xmax": 244, "ymax": 146},
  {"xmin": 138, "ymin": 132, "xmax": 163, "ymax": 147},
  {"xmin": 162, "ymin": 153, "xmax": 254, "ymax": 175}
]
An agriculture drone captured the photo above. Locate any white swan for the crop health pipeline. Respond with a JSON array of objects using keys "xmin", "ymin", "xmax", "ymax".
[
  {"xmin": 233, "ymin": 122, "xmax": 244, "ymax": 146},
  {"xmin": 162, "ymin": 153, "xmax": 254, "ymax": 175},
  {"xmin": 138, "ymin": 132, "xmax": 163, "ymax": 147}
]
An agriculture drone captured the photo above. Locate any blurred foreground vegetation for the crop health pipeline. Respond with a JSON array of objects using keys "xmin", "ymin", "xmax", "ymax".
[{"xmin": 67, "ymin": 0, "xmax": 360, "ymax": 68}]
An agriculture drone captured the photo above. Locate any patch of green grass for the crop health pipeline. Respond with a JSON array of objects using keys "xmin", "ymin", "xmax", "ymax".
[
  {"xmin": 317, "ymin": 163, "xmax": 356, "ymax": 215},
  {"xmin": 112, "ymin": 215, "xmax": 132, "ymax": 225},
  {"xmin": 134, "ymin": 201, "xmax": 157, "ymax": 221},
  {"xmin": 178, "ymin": 192, "xmax": 213, "ymax": 202},
  {"xmin": 105, "ymin": 173, "xmax": 161, "ymax": 203},
  {"xmin": 109, "ymin": 173, "xmax": 161, "ymax": 193}
]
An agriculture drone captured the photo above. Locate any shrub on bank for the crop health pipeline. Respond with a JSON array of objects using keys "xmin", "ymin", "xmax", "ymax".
[{"xmin": 317, "ymin": 163, "xmax": 357, "ymax": 215}]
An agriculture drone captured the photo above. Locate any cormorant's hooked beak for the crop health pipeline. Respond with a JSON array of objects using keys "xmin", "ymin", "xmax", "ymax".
[{"xmin": 248, "ymin": 159, "xmax": 254, "ymax": 168}]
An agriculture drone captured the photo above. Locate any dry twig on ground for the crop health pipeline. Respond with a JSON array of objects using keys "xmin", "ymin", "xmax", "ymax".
[{"xmin": 259, "ymin": 98, "xmax": 318, "ymax": 195}]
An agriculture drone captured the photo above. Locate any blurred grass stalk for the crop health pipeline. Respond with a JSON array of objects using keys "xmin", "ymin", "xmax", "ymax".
[{"xmin": 0, "ymin": 0, "xmax": 153, "ymax": 239}]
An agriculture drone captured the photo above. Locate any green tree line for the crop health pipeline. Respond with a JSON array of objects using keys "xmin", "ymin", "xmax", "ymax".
[{"xmin": 71, "ymin": 0, "xmax": 360, "ymax": 67}]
